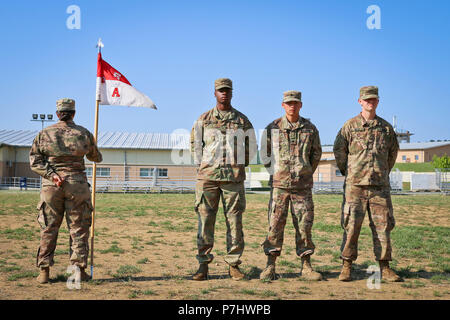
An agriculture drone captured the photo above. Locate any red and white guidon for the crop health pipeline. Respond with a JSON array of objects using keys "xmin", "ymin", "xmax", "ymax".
[{"xmin": 96, "ymin": 52, "xmax": 156, "ymax": 109}]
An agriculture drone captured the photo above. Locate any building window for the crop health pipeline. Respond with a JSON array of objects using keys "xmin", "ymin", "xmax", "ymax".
[
  {"xmin": 415, "ymin": 155, "xmax": 419, "ymax": 161},
  {"xmin": 402, "ymin": 155, "xmax": 406, "ymax": 161},
  {"xmin": 335, "ymin": 169, "xmax": 343, "ymax": 177},
  {"xmin": 139, "ymin": 168, "xmax": 168, "ymax": 178},
  {"xmin": 85, "ymin": 167, "xmax": 110, "ymax": 177},
  {"xmin": 97, "ymin": 168, "xmax": 110, "ymax": 177},
  {"xmin": 140, "ymin": 168, "xmax": 153, "ymax": 177},
  {"xmin": 158, "ymin": 168, "xmax": 168, "ymax": 177}
]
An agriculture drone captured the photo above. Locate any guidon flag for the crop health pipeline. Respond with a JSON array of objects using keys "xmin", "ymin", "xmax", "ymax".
[{"xmin": 96, "ymin": 52, "xmax": 156, "ymax": 109}]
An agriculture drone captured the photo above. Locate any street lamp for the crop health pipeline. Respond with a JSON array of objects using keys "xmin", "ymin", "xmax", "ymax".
[{"xmin": 31, "ymin": 113, "xmax": 55, "ymax": 130}]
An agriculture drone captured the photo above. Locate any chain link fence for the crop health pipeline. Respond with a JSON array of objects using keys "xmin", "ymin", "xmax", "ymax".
[
  {"xmin": 0, "ymin": 177, "xmax": 41, "ymax": 189},
  {"xmin": 436, "ymin": 168, "xmax": 450, "ymax": 194},
  {"xmin": 2, "ymin": 167, "xmax": 450, "ymax": 194}
]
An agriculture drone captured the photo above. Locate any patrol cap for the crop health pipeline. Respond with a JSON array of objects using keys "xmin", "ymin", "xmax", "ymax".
[
  {"xmin": 282, "ymin": 90, "xmax": 302, "ymax": 103},
  {"xmin": 215, "ymin": 78, "xmax": 233, "ymax": 90},
  {"xmin": 359, "ymin": 86, "xmax": 379, "ymax": 100},
  {"xmin": 56, "ymin": 98, "xmax": 75, "ymax": 112}
]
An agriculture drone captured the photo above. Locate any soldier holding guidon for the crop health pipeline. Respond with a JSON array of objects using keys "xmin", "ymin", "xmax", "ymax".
[
  {"xmin": 333, "ymin": 86, "xmax": 402, "ymax": 282},
  {"xmin": 260, "ymin": 90, "xmax": 323, "ymax": 281},
  {"xmin": 30, "ymin": 98, "xmax": 102, "ymax": 283},
  {"xmin": 190, "ymin": 78, "xmax": 257, "ymax": 281}
]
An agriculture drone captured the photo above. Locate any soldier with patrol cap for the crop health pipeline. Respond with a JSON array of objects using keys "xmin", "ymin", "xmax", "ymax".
[
  {"xmin": 259, "ymin": 90, "xmax": 323, "ymax": 281},
  {"xmin": 333, "ymin": 86, "xmax": 402, "ymax": 282},
  {"xmin": 190, "ymin": 78, "xmax": 257, "ymax": 281},
  {"xmin": 30, "ymin": 98, "xmax": 102, "ymax": 284}
]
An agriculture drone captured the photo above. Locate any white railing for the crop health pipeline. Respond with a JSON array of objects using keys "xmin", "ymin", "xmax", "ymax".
[
  {"xmin": 436, "ymin": 168, "xmax": 450, "ymax": 193},
  {"xmin": 0, "ymin": 177, "xmax": 41, "ymax": 189},
  {"xmin": 86, "ymin": 166, "xmax": 197, "ymax": 193}
]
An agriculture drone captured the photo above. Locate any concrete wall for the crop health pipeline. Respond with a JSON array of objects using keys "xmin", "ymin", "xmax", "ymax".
[{"xmin": 322, "ymin": 152, "xmax": 334, "ymax": 159}]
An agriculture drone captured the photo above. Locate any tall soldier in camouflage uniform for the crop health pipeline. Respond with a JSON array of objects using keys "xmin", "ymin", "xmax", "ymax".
[
  {"xmin": 30, "ymin": 98, "xmax": 102, "ymax": 284},
  {"xmin": 190, "ymin": 78, "xmax": 257, "ymax": 281},
  {"xmin": 259, "ymin": 90, "xmax": 323, "ymax": 281},
  {"xmin": 333, "ymin": 86, "xmax": 402, "ymax": 282}
]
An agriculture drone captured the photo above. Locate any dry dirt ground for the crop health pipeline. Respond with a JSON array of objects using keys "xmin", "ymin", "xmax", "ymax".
[{"xmin": 0, "ymin": 191, "xmax": 449, "ymax": 300}]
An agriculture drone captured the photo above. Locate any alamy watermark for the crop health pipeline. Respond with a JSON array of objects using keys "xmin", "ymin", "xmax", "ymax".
[
  {"xmin": 366, "ymin": 265, "xmax": 381, "ymax": 289},
  {"xmin": 66, "ymin": 5, "xmax": 81, "ymax": 30},
  {"xmin": 66, "ymin": 265, "xmax": 81, "ymax": 290},
  {"xmin": 366, "ymin": 5, "xmax": 381, "ymax": 30},
  {"xmin": 170, "ymin": 125, "xmax": 289, "ymax": 174}
]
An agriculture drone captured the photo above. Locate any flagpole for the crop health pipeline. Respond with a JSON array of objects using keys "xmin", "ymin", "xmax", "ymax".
[
  {"xmin": 90, "ymin": 99, "xmax": 99, "ymax": 279},
  {"xmin": 90, "ymin": 38, "xmax": 104, "ymax": 279}
]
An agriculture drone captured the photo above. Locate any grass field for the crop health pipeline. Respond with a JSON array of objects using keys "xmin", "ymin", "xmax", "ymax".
[
  {"xmin": 0, "ymin": 190, "xmax": 449, "ymax": 300},
  {"xmin": 393, "ymin": 162, "xmax": 436, "ymax": 172}
]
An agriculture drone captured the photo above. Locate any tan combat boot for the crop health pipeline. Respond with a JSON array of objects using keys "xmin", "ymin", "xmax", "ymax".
[
  {"xmin": 192, "ymin": 264, "xmax": 208, "ymax": 281},
  {"xmin": 339, "ymin": 260, "xmax": 353, "ymax": 281},
  {"xmin": 379, "ymin": 261, "xmax": 402, "ymax": 282},
  {"xmin": 229, "ymin": 265, "xmax": 245, "ymax": 280},
  {"xmin": 260, "ymin": 255, "xmax": 277, "ymax": 281},
  {"xmin": 79, "ymin": 267, "xmax": 91, "ymax": 282},
  {"xmin": 37, "ymin": 267, "xmax": 50, "ymax": 284},
  {"xmin": 300, "ymin": 256, "xmax": 322, "ymax": 281}
]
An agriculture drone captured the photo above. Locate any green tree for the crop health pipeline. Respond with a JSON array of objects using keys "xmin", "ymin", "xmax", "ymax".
[{"xmin": 432, "ymin": 154, "xmax": 450, "ymax": 169}]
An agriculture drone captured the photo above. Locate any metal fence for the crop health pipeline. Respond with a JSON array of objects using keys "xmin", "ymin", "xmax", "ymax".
[
  {"xmin": 2, "ymin": 167, "xmax": 449, "ymax": 194},
  {"xmin": 313, "ymin": 181, "xmax": 345, "ymax": 193},
  {"xmin": 0, "ymin": 176, "xmax": 41, "ymax": 189},
  {"xmin": 436, "ymin": 168, "xmax": 450, "ymax": 193},
  {"xmin": 86, "ymin": 166, "xmax": 197, "ymax": 193},
  {"xmin": 313, "ymin": 172, "xmax": 403, "ymax": 193},
  {"xmin": 389, "ymin": 169, "xmax": 403, "ymax": 191},
  {"xmin": 90, "ymin": 177, "xmax": 197, "ymax": 193}
]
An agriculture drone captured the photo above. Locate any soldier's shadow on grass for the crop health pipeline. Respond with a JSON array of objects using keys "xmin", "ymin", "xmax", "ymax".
[
  {"xmin": 92, "ymin": 273, "xmax": 235, "ymax": 283},
  {"xmin": 70, "ymin": 265, "xmax": 448, "ymax": 284},
  {"xmin": 313, "ymin": 263, "xmax": 449, "ymax": 281}
]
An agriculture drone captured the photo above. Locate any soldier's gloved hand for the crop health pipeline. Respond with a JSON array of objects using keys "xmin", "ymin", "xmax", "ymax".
[{"xmin": 52, "ymin": 174, "xmax": 65, "ymax": 187}]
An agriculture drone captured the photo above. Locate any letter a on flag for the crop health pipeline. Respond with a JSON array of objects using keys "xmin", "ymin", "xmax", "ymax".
[{"xmin": 96, "ymin": 52, "xmax": 156, "ymax": 109}]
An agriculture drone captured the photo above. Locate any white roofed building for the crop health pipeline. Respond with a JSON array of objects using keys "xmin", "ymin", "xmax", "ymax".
[
  {"xmin": 1, "ymin": 129, "xmax": 449, "ymax": 189},
  {"xmin": 0, "ymin": 129, "xmax": 196, "ymax": 191}
]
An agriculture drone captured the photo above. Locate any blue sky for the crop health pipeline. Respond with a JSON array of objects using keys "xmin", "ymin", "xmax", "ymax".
[{"xmin": 0, "ymin": 0, "xmax": 449, "ymax": 144}]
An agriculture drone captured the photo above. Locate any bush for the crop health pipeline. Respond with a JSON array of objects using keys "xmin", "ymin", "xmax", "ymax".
[{"xmin": 432, "ymin": 154, "xmax": 450, "ymax": 169}]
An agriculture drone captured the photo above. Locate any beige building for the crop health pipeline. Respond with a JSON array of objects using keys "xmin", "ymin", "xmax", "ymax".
[
  {"xmin": 394, "ymin": 142, "xmax": 450, "ymax": 163},
  {"xmin": 1, "ymin": 129, "xmax": 448, "ymax": 188},
  {"xmin": 0, "ymin": 130, "xmax": 197, "ymax": 189},
  {"xmin": 318, "ymin": 141, "xmax": 450, "ymax": 182},
  {"xmin": 321, "ymin": 142, "xmax": 450, "ymax": 164}
]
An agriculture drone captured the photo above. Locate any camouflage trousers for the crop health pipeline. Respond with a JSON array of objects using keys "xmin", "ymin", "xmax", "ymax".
[
  {"xmin": 262, "ymin": 187, "xmax": 315, "ymax": 257},
  {"xmin": 195, "ymin": 180, "xmax": 246, "ymax": 266},
  {"xmin": 340, "ymin": 184, "xmax": 396, "ymax": 262},
  {"xmin": 36, "ymin": 182, "xmax": 93, "ymax": 268}
]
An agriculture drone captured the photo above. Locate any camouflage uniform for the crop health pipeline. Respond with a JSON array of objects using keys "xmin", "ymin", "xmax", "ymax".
[
  {"xmin": 333, "ymin": 87, "xmax": 399, "ymax": 262},
  {"xmin": 190, "ymin": 80, "xmax": 256, "ymax": 267},
  {"xmin": 30, "ymin": 98, "xmax": 102, "ymax": 269},
  {"xmin": 261, "ymin": 107, "xmax": 322, "ymax": 258}
]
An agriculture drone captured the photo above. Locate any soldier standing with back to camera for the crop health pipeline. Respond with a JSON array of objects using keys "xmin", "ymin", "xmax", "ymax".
[
  {"xmin": 260, "ymin": 90, "xmax": 323, "ymax": 281},
  {"xmin": 333, "ymin": 86, "xmax": 402, "ymax": 282},
  {"xmin": 190, "ymin": 78, "xmax": 256, "ymax": 281},
  {"xmin": 30, "ymin": 98, "xmax": 102, "ymax": 283}
]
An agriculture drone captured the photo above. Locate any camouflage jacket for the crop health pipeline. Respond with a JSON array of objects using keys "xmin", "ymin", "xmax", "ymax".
[
  {"xmin": 262, "ymin": 116, "xmax": 322, "ymax": 189},
  {"xmin": 30, "ymin": 120, "xmax": 103, "ymax": 185},
  {"xmin": 190, "ymin": 106, "xmax": 256, "ymax": 182},
  {"xmin": 333, "ymin": 113, "xmax": 399, "ymax": 186}
]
